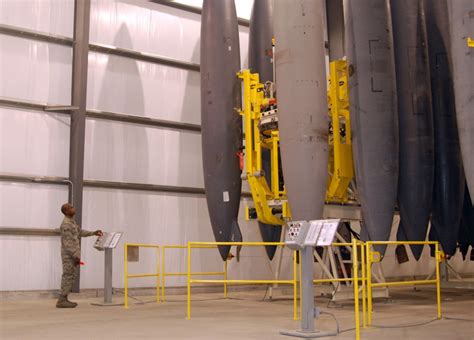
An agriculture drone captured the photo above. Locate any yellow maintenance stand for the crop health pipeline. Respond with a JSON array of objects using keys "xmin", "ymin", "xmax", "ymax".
[
  {"xmin": 237, "ymin": 60, "xmax": 354, "ymax": 225},
  {"xmin": 237, "ymin": 69, "xmax": 289, "ymax": 225},
  {"xmin": 326, "ymin": 60, "xmax": 354, "ymax": 203}
]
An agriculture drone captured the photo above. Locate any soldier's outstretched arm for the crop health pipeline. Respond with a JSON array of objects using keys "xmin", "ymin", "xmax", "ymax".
[
  {"xmin": 80, "ymin": 229, "xmax": 95, "ymax": 237},
  {"xmin": 80, "ymin": 229, "xmax": 103, "ymax": 237},
  {"xmin": 61, "ymin": 223, "xmax": 81, "ymax": 259}
]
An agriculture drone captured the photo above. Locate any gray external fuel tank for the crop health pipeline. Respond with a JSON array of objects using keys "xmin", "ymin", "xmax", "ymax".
[
  {"xmin": 391, "ymin": 0, "xmax": 434, "ymax": 260},
  {"xmin": 274, "ymin": 0, "xmax": 328, "ymax": 221},
  {"xmin": 344, "ymin": 0, "xmax": 399, "ymax": 256},
  {"xmin": 425, "ymin": 0, "xmax": 465, "ymax": 256},
  {"xmin": 201, "ymin": 0, "xmax": 243, "ymax": 261},
  {"xmin": 248, "ymin": 0, "xmax": 282, "ymax": 260},
  {"xmin": 448, "ymin": 0, "xmax": 474, "ymax": 200}
]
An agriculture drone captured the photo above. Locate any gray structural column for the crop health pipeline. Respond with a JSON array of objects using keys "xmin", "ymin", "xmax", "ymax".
[{"xmin": 71, "ymin": 0, "xmax": 91, "ymax": 292}]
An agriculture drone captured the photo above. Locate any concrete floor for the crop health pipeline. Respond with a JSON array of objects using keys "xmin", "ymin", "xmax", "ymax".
[{"xmin": 1, "ymin": 287, "xmax": 473, "ymax": 339}]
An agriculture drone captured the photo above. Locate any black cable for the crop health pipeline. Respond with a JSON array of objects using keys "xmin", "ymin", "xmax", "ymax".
[
  {"xmin": 114, "ymin": 288, "xmax": 152, "ymax": 304},
  {"xmin": 327, "ymin": 282, "xmax": 343, "ymax": 308},
  {"xmin": 339, "ymin": 327, "xmax": 356, "ymax": 334},
  {"xmin": 345, "ymin": 223, "xmax": 361, "ymax": 239},
  {"xmin": 162, "ymin": 297, "xmax": 226, "ymax": 303},
  {"xmin": 261, "ymin": 286, "xmax": 269, "ymax": 301},
  {"xmin": 340, "ymin": 317, "xmax": 440, "ymax": 334},
  {"xmin": 443, "ymin": 316, "xmax": 474, "ymax": 322},
  {"xmin": 320, "ymin": 311, "xmax": 340, "ymax": 334},
  {"xmin": 115, "ymin": 287, "xmax": 229, "ymax": 303},
  {"xmin": 370, "ymin": 317, "xmax": 439, "ymax": 329}
]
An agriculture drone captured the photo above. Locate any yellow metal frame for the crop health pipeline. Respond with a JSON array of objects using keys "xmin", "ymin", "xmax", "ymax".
[
  {"xmin": 186, "ymin": 240, "xmax": 365, "ymax": 340},
  {"xmin": 186, "ymin": 242, "xmax": 297, "ymax": 320},
  {"xmin": 468, "ymin": 37, "xmax": 474, "ymax": 48},
  {"xmin": 237, "ymin": 70, "xmax": 289, "ymax": 225},
  {"xmin": 327, "ymin": 60, "xmax": 354, "ymax": 203},
  {"xmin": 365, "ymin": 241, "xmax": 443, "ymax": 326},
  {"xmin": 160, "ymin": 245, "xmax": 227, "ymax": 302},
  {"xmin": 238, "ymin": 61, "xmax": 355, "ymax": 224},
  {"xmin": 123, "ymin": 243, "xmax": 161, "ymax": 309},
  {"xmin": 122, "ymin": 239, "xmax": 444, "ymax": 340}
]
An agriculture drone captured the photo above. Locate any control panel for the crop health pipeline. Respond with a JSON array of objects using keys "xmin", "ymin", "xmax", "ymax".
[
  {"xmin": 94, "ymin": 232, "xmax": 123, "ymax": 251},
  {"xmin": 285, "ymin": 219, "xmax": 340, "ymax": 250},
  {"xmin": 285, "ymin": 220, "xmax": 309, "ymax": 250}
]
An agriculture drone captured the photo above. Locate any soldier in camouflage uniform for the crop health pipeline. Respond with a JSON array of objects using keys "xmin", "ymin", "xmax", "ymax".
[{"xmin": 57, "ymin": 203, "xmax": 102, "ymax": 308}]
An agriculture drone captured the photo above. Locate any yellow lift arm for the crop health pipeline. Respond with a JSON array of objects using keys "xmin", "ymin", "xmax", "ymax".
[
  {"xmin": 237, "ymin": 70, "xmax": 289, "ymax": 225},
  {"xmin": 326, "ymin": 60, "xmax": 354, "ymax": 203},
  {"xmin": 238, "ymin": 60, "xmax": 354, "ymax": 225}
]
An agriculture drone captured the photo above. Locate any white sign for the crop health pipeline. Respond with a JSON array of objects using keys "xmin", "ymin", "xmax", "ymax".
[
  {"xmin": 108, "ymin": 233, "xmax": 122, "ymax": 248},
  {"xmin": 304, "ymin": 221, "xmax": 323, "ymax": 246},
  {"xmin": 316, "ymin": 220, "xmax": 339, "ymax": 246}
]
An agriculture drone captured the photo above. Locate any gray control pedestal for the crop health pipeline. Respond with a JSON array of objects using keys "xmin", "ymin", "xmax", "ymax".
[
  {"xmin": 91, "ymin": 232, "xmax": 123, "ymax": 307},
  {"xmin": 280, "ymin": 220, "xmax": 340, "ymax": 338}
]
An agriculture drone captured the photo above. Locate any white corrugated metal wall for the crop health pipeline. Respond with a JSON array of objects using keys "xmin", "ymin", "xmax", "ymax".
[
  {"xmin": 0, "ymin": 0, "xmax": 472, "ymax": 292},
  {"xmin": 0, "ymin": 0, "xmax": 295, "ymax": 292}
]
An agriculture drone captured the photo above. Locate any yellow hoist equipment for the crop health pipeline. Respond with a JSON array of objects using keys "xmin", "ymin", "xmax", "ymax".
[
  {"xmin": 326, "ymin": 60, "xmax": 355, "ymax": 203},
  {"xmin": 237, "ymin": 70, "xmax": 290, "ymax": 225},
  {"xmin": 237, "ymin": 60, "xmax": 355, "ymax": 225}
]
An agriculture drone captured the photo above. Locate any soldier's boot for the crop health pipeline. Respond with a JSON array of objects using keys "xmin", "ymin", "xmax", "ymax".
[
  {"xmin": 65, "ymin": 295, "xmax": 78, "ymax": 307},
  {"xmin": 56, "ymin": 295, "xmax": 77, "ymax": 308}
]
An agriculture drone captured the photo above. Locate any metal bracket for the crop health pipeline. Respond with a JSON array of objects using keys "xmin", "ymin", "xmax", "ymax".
[
  {"xmin": 370, "ymin": 251, "xmax": 382, "ymax": 263},
  {"xmin": 44, "ymin": 105, "xmax": 79, "ymax": 112},
  {"xmin": 436, "ymin": 250, "xmax": 445, "ymax": 263}
]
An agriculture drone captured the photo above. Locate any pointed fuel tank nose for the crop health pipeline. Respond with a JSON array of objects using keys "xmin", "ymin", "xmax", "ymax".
[{"xmin": 201, "ymin": 0, "xmax": 243, "ymax": 261}]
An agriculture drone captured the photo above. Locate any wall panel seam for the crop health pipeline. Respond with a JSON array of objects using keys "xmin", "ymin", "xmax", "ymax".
[
  {"xmin": 0, "ymin": 98, "xmax": 202, "ymax": 132},
  {"xmin": 0, "ymin": 24, "xmax": 200, "ymax": 71}
]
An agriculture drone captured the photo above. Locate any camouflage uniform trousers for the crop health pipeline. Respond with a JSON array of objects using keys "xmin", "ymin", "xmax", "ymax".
[
  {"xmin": 60, "ymin": 254, "xmax": 78, "ymax": 296},
  {"xmin": 59, "ymin": 216, "xmax": 95, "ymax": 296}
]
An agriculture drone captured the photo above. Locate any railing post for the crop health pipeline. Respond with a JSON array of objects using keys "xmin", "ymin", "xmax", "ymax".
[
  {"xmin": 360, "ymin": 242, "xmax": 367, "ymax": 328},
  {"xmin": 435, "ymin": 242, "xmax": 442, "ymax": 319},
  {"xmin": 124, "ymin": 244, "xmax": 128, "ymax": 309},
  {"xmin": 156, "ymin": 246, "xmax": 160, "ymax": 303},
  {"xmin": 187, "ymin": 242, "xmax": 191, "ymax": 320},
  {"xmin": 161, "ymin": 247, "xmax": 166, "ymax": 302},
  {"xmin": 352, "ymin": 239, "xmax": 360, "ymax": 340},
  {"xmin": 366, "ymin": 242, "xmax": 373, "ymax": 326},
  {"xmin": 224, "ymin": 259, "xmax": 228, "ymax": 298},
  {"xmin": 299, "ymin": 250, "xmax": 302, "ymax": 319},
  {"xmin": 293, "ymin": 250, "xmax": 298, "ymax": 320}
]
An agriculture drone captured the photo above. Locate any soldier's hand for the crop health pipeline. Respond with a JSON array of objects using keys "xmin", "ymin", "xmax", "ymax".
[
  {"xmin": 94, "ymin": 230, "xmax": 103, "ymax": 236},
  {"xmin": 74, "ymin": 257, "xmax": 81, "ymax": 266}
]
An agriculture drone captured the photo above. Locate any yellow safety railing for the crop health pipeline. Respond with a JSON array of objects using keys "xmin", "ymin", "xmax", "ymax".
[
  {"xmin": 365, "ymin": 241, "xmax": 443, "ymax": 326},
  {"xmin": 161, "ymin": 245, "xmax": 228, "ymax": 301},
  {"xmin": 122, "ymin": 239, "xmax": 444, "ymax": 340},
  {"xmin": 186, "ymin": 242, "xmax": 298, "ymax": 321},
  {"xmin": 124, "ymin": 243, "xmax": 161, "ymax": 309}
]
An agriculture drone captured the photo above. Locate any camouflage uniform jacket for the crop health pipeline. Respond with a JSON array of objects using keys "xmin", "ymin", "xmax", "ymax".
[{"xmin": 60, "ymin": 217, "xmax": 95, "ymax": 258}]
